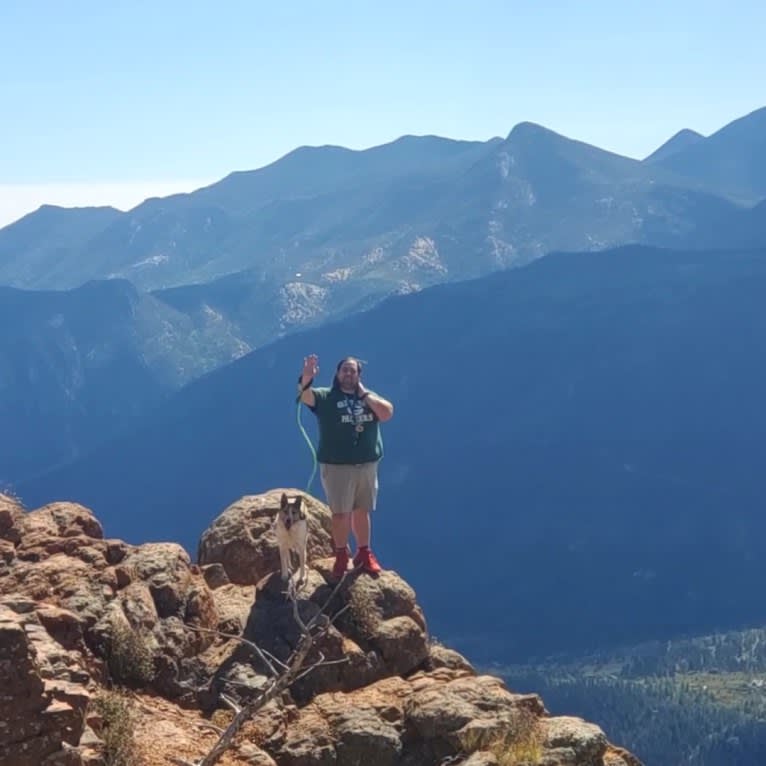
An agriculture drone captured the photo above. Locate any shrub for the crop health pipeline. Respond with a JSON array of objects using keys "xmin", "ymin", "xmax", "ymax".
[
  {"xmin": 458, "ymin": 707, "xmax": 545, "ymax": 766},
  {"xmin": 91, "ymin": 690, "xmax": 139, "ymax": 766},
  {"xmin": 106, "ymin": 618, "xmax": 155, "ymax": 687}
]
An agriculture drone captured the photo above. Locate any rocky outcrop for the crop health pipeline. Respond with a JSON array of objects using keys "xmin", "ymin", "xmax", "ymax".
[
  {"xmin": 197, "ymin": 492, "xmax": 334, "ymax": 585},
  {"xmin": 0, "ymin": 600, "xmax": 97, "ymax": 766},
  {"xmin": 0, "ymin": 490, "xmax": 643, "ymax": 766}
]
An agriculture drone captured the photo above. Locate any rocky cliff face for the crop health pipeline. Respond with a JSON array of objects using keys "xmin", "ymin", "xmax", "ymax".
[{"xmin": 0, "ymin": 490, "xmax": 642, "ymax": 766}]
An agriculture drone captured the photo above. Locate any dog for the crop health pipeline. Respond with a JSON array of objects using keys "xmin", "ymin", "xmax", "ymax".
[{"xmin": 274, "ymin": 492, "xmax": 308, "ymax": 588}]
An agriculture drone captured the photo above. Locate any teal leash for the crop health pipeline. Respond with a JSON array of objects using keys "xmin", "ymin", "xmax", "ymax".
[{"xmin": 295, "ymin": 378, "xmax": 318, "ymax": 494}]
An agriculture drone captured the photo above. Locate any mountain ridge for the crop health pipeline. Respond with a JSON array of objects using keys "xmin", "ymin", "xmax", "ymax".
[
  {"xmin": 2, "ymin": 106, "xmax": 763, "ymax": 296},
  {"xmin": 644, "ymin": 128, "xmax": 705, "ymax": 163},
  {"xmin": 651, "ymin": 105, "xmax": 766, "ymax": 202},
  {"xmin": 18, "ymin": 243, "xmax": 766, "ymax": 661}
]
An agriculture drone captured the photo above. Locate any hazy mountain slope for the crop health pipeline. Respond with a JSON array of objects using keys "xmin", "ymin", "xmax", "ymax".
[
  {"xmin": 650, "ymin": 106, "xmax": 766, "ymax": 203},
  {"xmin": 0, "ymin": 116, "xmax": 750, "ymax": 299},
  {"xmin": 643, "ymin": 128, "xmax": 705, "ymax": 163},
  {"xmin": 0, "ymin": 279, "xmax": 248, "ymax": 483},
  {"xmin": 0, "ymin": 204, "xmax": 122, "ymax": 288},
  {"xmin": 19, "ymin": 244, "xmax": 766, "ymax": 662}
]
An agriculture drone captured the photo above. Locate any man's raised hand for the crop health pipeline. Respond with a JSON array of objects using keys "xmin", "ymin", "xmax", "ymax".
[{"xmin": 302, "ymin": 354, "xmax": 319, "ymax": 386}]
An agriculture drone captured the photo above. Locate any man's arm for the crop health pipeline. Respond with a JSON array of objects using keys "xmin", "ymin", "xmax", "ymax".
[
  {"xmin": 300, "ymin": 380, "xmax": 316, "ymax": 408},
  {"xmin": 299, "ymin": 354, "xmax": 319, "ymax": 408},
  {"xmin": 360, "ymin": 388, "xmax": 394, "ymax": 422}
]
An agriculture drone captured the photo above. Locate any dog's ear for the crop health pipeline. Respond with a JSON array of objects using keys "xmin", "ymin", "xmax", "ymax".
[
  {"xmin": 280, "ymin": 493, "xmax": 287, "ymax": 509},
  {"xmin": 295, "ymin": 496, "xmax": 303, "ymax": 509}
]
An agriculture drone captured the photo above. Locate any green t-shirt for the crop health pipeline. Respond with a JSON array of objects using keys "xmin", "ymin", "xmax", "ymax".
[{"xmin": 308, "ymin": 386, "xmax": 383, "ymax": 465}]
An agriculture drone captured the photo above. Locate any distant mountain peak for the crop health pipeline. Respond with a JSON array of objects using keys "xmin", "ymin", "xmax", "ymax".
[
  {"xmin": 644, "ymin": 128, "xmax": 705, "ymax": 163},
  {"xmin": 499, "ymin": 119, "xmax": 640, "ymax": 176},
  {"xmin": 281, "ymin": 143, "xmax": 352, "ymax": 159},
  {"xmin": 506, "ymin": 120, "xmax": 559, "ymax": 142},
  {"xmin": 648, "ymin": 104, "xmax": 766, "ymax": 202},
  {"xmin": 22, "ymin": 202, "xmax": 121, "ymax": 221},
  {"xmin": 265, "ymin": 134, "xmax": 497, "ymax": 171},
  {"xmin": 503, "ymin": 121, "xmax": 621, "ymax": 158}
]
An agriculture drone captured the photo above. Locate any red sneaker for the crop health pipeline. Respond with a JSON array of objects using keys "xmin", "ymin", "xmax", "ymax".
[
  {"xmin": 353, "ymin": 546, "xmax": 382, "ymax": 574},
  {"xmin": 332, "ymin": 548, "xmax": 349, "ymax": 580}
]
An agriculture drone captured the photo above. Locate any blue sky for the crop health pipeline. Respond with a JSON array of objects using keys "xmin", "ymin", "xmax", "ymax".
[{"xmin": 1, "ymin": 0, "xmax": 764, "ymax": 226}]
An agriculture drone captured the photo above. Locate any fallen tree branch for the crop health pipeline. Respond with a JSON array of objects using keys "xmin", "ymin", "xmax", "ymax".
[
  {"xmin": 292, "ymin": 655, "xmax": 349, "ymax": 684},
  {"xmin": 177, "ymin": 569, "xmax": 353, "ymax": 766},
  {"xmin": 185, "ymin": 624, "xmax": 280, "ymax": 677}
]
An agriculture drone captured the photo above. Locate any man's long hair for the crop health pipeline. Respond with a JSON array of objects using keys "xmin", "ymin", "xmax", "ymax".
[{"xmin": 331, "ymin": 357, "xmax": 364, "ymax": 391}]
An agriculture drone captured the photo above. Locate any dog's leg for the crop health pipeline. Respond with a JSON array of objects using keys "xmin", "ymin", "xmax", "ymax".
[
  {"xmin": 297, "ymin": 543, "xmax": 307, "ymax": 587},
  {"xmin": 279, "ymin": 544, "xmax": 290, "ymax": 581}
]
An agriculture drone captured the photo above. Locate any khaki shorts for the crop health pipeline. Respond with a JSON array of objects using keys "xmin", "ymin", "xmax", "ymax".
[{"xmin": 320, "ymin": 461, "xmax": 379, "ymax": 515}]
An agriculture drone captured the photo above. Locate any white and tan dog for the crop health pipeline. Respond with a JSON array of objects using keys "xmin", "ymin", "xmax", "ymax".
[{"xmin": 274, "ymin": 492, "xmax": 308, "ymax": 588}]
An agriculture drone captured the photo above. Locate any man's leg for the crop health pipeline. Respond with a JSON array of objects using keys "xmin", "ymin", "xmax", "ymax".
[
  {"xmin": 329, "ymin": 511, "xmax": 353, "ymax": 579},
  {"xmin": 332, "ymin": 512, "xmax": 353, "ymax": 549},
  {"xmin": 351, "ymin": 509, "xmax": 370, "ymax": 547},
  {"xmin": 352, "ymin": 463, "xmax": 382, "ymax": 573},
  {"xmin": 321, "ymin": 463, "xmax": 354, "ymax": 579}
]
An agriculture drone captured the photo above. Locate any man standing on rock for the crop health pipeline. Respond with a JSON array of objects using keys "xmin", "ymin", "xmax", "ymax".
[{"xmin": 299, "ymin": 354, "xmax": 394, "ymax": 579}]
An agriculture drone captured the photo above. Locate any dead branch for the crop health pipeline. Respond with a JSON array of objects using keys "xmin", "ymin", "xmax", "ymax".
[
  {"xmin": 292, "ymin": 655, "xmax": 349, "ymax": 684},
  {"xmin": 260, "ymin": 647, "xmax": 290, "ymax": 672},
  {"xmin": 185, "ymin": 624, "xmax": 280, "ymax": 677},
  {"xmin": 219, "ymin": 693, "xmax": 242, "ymax": 715},
  {"xmin": 177, "ymin": 569, "xmax": 352, "ymax": 766}
]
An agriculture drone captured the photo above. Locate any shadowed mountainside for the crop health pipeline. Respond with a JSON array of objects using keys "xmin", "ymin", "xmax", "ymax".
[{"xmin": 19, "ymin": 244, "xmax": 766, "ymax": 662}]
